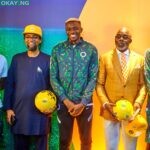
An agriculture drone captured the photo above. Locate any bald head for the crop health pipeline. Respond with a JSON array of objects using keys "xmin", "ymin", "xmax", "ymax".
[
  {"xmin": 116, "ymin": 27, "xmax": 132, "ymax": 38},
  {"xmin": 115, "ymin": 27, "xmax": 132, "ymax": 52}
]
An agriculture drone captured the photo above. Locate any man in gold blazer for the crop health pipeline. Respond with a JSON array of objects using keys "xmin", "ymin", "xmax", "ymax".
[{"xmin": 96, "ymin": 27, "xmax": 146, "ymax": 150}]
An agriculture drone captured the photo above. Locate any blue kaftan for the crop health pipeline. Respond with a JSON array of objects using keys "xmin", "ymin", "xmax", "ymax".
[{"xmin": 4, "ymin": 52, "xmax": 50, "ymax": 135}]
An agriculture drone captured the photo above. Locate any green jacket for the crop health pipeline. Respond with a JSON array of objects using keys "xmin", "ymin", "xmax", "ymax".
[{"xmin": 50, "ymin": 39, "xmax": 98, "ymax": 105}]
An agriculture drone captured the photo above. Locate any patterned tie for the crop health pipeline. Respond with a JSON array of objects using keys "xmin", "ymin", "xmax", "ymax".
[{"xmin": 120, "ymin": 53, "xmax": 127, "ymax": 83}]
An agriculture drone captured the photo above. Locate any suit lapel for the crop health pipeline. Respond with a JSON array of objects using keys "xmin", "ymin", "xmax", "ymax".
[{"xmin": 112, "ymin": 49, "xmax": 124, "ymax": 83}]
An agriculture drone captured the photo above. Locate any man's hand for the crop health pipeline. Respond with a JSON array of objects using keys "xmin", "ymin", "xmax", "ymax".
[
  {"xmin": 69, "ymin": 103, "xmax": 85, "ymax": 117},
  {"xmin": 6, "ymin": 109, "xmax": 15, "ymax": 125},
  {"xmin": 133, "ymin": 102, "xmax": 141, "ymax": 111},
  {"xmin": 63, "ymin": 99, "xmax": 75, "ymax": 113},
  {"xmin": 128, "ymin": 102, "xmax": 141, "ymax": 121},
  {"xmin": 128, "ymin": 108, "xmax": 140, "ymax": 122},
  {"xmin": 105, "ymin": 102, "xmax": 116, "ymax": 118},
  {"xmin": 42, "ymin": 105, "xmax": 57, "ymax": 117}
]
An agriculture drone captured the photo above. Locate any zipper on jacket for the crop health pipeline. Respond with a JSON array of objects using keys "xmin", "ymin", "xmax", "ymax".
[{"xmin": 71, "ymin": 46, "xmax": 75, "ymax": 100}]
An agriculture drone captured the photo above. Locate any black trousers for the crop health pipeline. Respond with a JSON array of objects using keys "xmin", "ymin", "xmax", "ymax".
[
  {"xmin": 0, "ymin": 108, "xmax": 3, "ymax": 138},
  {"xmin": 57, "ymin": 103, "xmax": 93, "ymax": 150},
  {"xmin": 13, "ymin": 134, "xmax": 48, "ymax": 150}
]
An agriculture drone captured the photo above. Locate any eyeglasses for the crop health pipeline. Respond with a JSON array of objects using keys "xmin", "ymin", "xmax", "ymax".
[
  {"xmin": 115, "ymin": 34, "xmax": 130, "ymax": 40},
  {"xmin": 25, "ymin": 35, "xmax": 39, "ymax": 40}
]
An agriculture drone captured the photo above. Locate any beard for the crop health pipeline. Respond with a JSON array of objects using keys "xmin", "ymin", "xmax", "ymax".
[{"xmin": 27, "ymin": 42, "xmax": 38, "ymax": 51}]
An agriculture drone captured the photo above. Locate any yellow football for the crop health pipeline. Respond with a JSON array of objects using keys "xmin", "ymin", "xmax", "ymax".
[
  {"xmin": 113, "ymin": 99, "xmax": 133, "ymax": 121},
  {"xmin": 35, "ymin": 90, "xmax": 57, "ymax": 113}
]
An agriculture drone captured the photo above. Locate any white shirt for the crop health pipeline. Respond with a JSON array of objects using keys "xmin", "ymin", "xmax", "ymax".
[{"xmin": 116, "ymin": 49, "xmax": 130, "ymax": 63}]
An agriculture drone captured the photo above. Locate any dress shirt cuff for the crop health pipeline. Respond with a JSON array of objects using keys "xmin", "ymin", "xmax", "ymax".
[{"xmin": 103, "ymin": 102, "xmax": 109, "ymax": 109}]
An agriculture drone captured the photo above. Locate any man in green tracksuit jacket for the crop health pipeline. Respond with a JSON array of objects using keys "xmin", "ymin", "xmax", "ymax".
[
  {"xmin": 50, "ymin": 18, "xmax": 98, "ymax": 150},
  {"xmin": 144, "ymin": 49, "xmax": 150, "ymax": 150}
]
